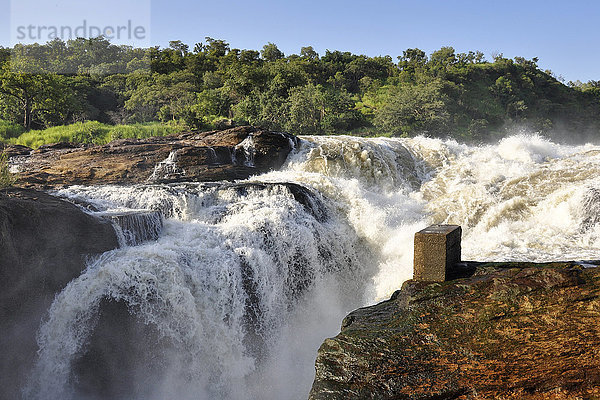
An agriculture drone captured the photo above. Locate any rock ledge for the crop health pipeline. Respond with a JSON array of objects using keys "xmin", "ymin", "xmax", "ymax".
[
  {"xmin": 8, "ymin": 126, "xmax": 298, "ymax": 189},
  {"xmin": 310, "ymin": 261, "xmax": 600, "ymax": 400}
]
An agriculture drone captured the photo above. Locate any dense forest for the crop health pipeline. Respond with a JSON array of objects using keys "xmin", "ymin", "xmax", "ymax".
[{"xmin": 1, "ymin": 37, "xmax": 600, "ymax": 147}]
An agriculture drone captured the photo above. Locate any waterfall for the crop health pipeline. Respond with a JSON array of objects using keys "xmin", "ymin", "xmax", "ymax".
[
  {"xmin": 105, "ymin": 210, "xmax": 164, "ymax": 246},
  {"xmin": 26, "ymin": 133, "xmax": 600, "ymax": 400},
  {"xmin": 28, "ymin": 182, "xmax": 374, "ymax": 400},
  {"xmin": 148, "ymin": 151, "xmax": 185, "ymax": 182},
  {"xmin": 234, "ymin": 134, "xmax": 255, "ymax": 167}
]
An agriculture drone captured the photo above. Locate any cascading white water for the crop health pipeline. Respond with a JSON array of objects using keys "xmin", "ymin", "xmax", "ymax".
[
  {"xmin": 106, "ymin": 210, "xmax": 164, "ymax": 246},
  {"xmin": 149, "ymin": 151, "xmax": 185, "ymax": 182},
  {"xmin": 258, "ymin": 133, "xmax": 600, "ymax": 296},
  {"xmin": 26, "ymin": 133, "xmax": 600, "ymax": 400},
  {"xmin": 27, "ymin": 182, "xmax": 374, "ymax": 400},
  {"xmin": 234, "ymin": 134, "xmax": 256, "ymax": 167}
]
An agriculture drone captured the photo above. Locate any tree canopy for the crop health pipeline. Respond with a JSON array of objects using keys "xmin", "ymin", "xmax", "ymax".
[{"xmin": 1, "ymin": 38, "xmax": 599, "ymax": 142}]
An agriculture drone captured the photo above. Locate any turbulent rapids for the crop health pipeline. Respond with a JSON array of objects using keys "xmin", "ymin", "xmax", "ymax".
[{"xmin": 25, "ymin": 134, "xmax": 600, "ymax": 400}]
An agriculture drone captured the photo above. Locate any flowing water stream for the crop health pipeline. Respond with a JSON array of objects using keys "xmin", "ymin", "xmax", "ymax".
[{"xmin": 25, "ymin": 134, "xmax": 600, "ymax": 399}]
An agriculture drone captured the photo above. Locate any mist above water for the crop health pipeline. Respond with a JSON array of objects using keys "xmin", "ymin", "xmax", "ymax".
[{"xmin": 26, "ymin": 133, "xmax": 600, "ymax": 399}]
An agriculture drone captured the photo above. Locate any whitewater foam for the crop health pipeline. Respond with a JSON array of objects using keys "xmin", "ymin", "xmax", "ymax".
[{"xmin": 27, "ymin": 133, "xmax": 600, "ymax": 400}]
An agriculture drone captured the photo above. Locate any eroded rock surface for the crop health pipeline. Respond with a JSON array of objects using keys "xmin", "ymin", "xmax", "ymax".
[
  {"xmin": 310, "ymin": 262, "xmax": 600, "ymax": 400},
  {"xmin": 9, "ymin": 126, "xmax": 298, "ymax": 188}
]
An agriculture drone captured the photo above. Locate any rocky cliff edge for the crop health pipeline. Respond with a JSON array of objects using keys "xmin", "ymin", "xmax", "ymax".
[{"xmin": 310, "ymin": 261, "xmax": 600, "ymax": 400}]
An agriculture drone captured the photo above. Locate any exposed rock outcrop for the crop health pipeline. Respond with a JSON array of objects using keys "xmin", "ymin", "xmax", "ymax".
[
  {"xmin": 9, "ymin": 126, "xmax": 299, "ymax": 189},
  {"xmin": 310, "ymin": 261, "xmax": 600, "ymax": 400},
  {"xmin": 0, "ymin": 187, "xmax": 120, "ymax": 399}
]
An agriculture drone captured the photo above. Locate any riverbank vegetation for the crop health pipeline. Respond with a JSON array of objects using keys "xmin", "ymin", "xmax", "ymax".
[
  {"xmin": 1, "ymin": 38, "xmax": 599, "ymax": 145},
  {"xmin": 2, "ymin": 121, "xmax": 186, "ymax": 148},
  {"xmin": 0, "ymin": 152, "xmax": 14, "ymax": 188}
]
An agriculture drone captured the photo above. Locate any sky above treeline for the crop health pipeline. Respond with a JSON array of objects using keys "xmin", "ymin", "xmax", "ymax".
[{"xmin": 0, "ymin": 0, "xmax": 598, "ymax": 82}]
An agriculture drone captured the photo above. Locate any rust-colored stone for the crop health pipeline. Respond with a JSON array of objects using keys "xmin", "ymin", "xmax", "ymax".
[
  {"xmin": 8, "ymin": 126, "xmax": 298, "ymax": 189},
  {"xmin": 310, "ymin": 261, "xmax": 600, "ymax": 400}
]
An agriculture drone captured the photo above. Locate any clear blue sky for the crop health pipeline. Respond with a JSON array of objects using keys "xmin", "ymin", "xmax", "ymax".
[{"xmin": 1, "ymin": 0, "xmax": 599, "ymax": 82}]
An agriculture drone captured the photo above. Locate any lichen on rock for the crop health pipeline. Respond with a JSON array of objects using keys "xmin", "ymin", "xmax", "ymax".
[{"xmin": 310, "ymin": 261, "xmax": 600, "ymax": 399}]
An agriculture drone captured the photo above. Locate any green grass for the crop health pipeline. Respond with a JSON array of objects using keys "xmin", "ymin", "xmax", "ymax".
[{"xmin": 5, "ymin": 121, "xmax": 189, "ymax": 149}]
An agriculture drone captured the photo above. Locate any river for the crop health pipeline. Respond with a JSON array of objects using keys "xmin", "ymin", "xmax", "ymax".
[{"xmin": 24, "ymin": 133, "xmax": 600, "ymax": 399}]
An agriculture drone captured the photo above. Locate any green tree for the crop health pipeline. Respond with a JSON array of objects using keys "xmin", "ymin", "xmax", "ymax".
[
  {"xmin": 300, "ymin": 46, "xmax": 319, "ymax": 61},
  {"xmin": 261, "ymin": 43, "xmax": 284, "ymax": 62},
  {"xmin": 429, "ymin": 46, "xmax": 457, "ymax": 74},
  {"xmin": 287, "ymin": 84, "xmax": 324, "ymax": 134},
  {"xmin": 287, "ymin": 83, "xmax": 361, "ymax": 134},
  {"xmin": 124, "ymin": 71, "xmax": 196, "ymax": 122},
  {"xmin": 203, "ymin": 37, "xmax": 230, "ymax": 58},
  {"xmin": 374, "ymin": 80, "xmax": 450, "ymax": 136},
  {"xmin": 0, "ymin": 64, "xmax": 79, "ymax": 129},
  {"xmin": 186, "ymin": 88, "xmax": 231, "ymax": 128},
  {"xmin": 233, "ymin": 88, "xmax": 289, "ymax": 131},
  {"xmin": 398, "ymin": 48, "xmax": 428, "ymax": 75}
]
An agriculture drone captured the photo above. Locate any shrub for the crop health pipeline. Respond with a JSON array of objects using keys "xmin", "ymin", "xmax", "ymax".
[{"xmin": 0, "ymin": 120, "xmax": 26, "ymax": 141}]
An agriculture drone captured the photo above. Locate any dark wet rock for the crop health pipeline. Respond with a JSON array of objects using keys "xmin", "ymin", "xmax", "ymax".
[
  {"xmin": 0, "ymin": 187, "xmax": 120, "ymax": 399},
  {"xmin": 72, "ymin": 299, "xmax": 177, "ymax": 400},
  {"xmin": 310, "ymin": 261, "xmax": 600, "ymax": 400},
  {"xmin": 0, "ymin": 143, "xmax": 32, "ymax": 157},
  {"xmin": 11, "ymin": 126, "xmax": 299, "ymax": 189},
  {"xmin": 284, "ymin": 182, "xmax": 328, "ymax": 222},
  {"xmin": 34, "ymin": 141, "xmax": 86, "ymax": 153}
]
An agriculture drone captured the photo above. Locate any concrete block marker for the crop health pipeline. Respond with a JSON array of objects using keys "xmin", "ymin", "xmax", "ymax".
[{"xmin": 414, "ymin": 225, "xmax": 462, "ymax": 282}]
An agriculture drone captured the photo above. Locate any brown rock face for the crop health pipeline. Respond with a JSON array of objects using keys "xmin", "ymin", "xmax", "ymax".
[
  {"xmin": 11, "ymin": 126, "xmax": 298, "ymax": 188},
  {"xmin": 0, "ymin": 187, "xmax": 120, "ymax": 399},
  {"xmin": 310, "ymin": 262, "xmax": 600, "ymax": 400}
]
